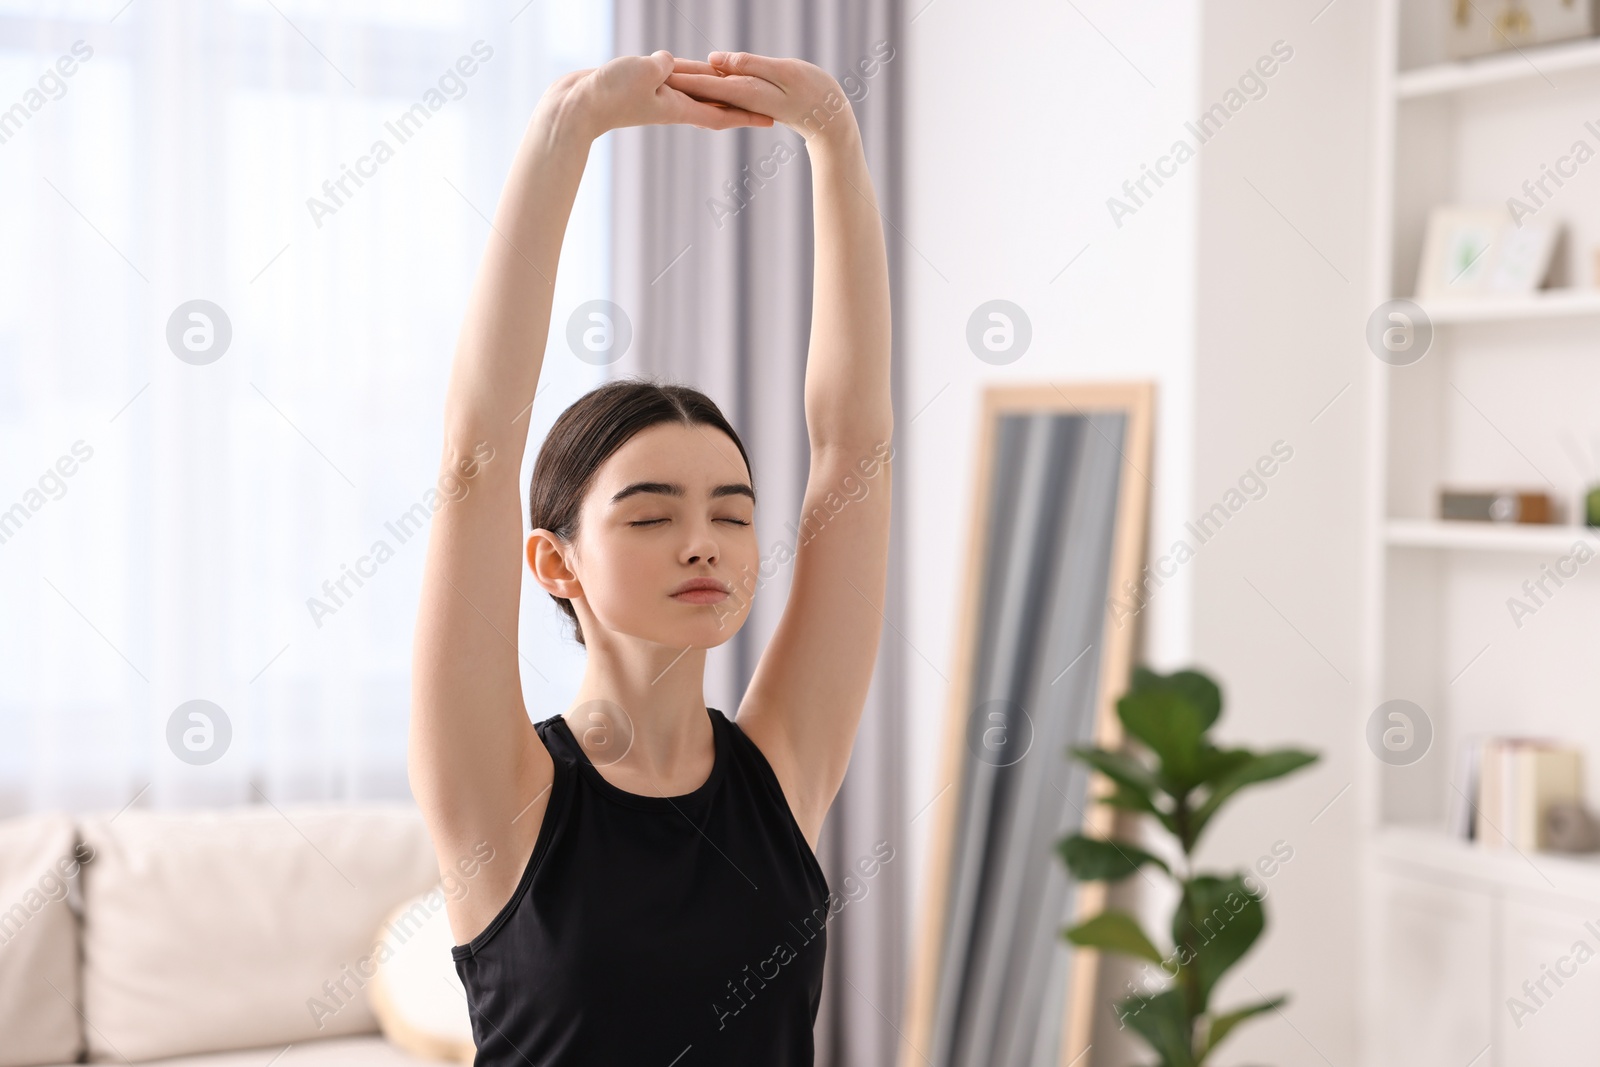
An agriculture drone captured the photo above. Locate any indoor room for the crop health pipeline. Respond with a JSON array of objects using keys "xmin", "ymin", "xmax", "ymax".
[{"xmin": 0, "ymin": 0, "xmax": 1591, "ymax": 1064}]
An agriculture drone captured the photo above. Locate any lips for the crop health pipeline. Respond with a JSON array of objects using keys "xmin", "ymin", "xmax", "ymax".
[{"xmin": 671, "ymin": 578, "xmax": 730, "ymax": 603}]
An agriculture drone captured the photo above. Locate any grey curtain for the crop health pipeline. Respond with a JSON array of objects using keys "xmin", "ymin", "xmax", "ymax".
[{"xmin": 612, "ymin": 3, "xmax": 905, "ymax": 1066}]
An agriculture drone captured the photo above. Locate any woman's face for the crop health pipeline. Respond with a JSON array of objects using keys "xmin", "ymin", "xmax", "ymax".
[{"xmin": 531, "ymin": 421, "xmax": 759, "ymax": 649}]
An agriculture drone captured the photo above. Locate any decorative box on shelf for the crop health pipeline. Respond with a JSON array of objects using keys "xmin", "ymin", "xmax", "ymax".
[
  {"xmin": 1439, "ymin": 489, "xmax": 1556, "ymax": 524},
  {"xmin": 1445, "ymin": 0, "xmax": 1600, "ymax": 60}
]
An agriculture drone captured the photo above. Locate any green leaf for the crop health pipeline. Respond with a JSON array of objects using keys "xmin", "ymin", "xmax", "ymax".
[
  {"xmin": 1058, "ymin": 833, "xmax": 1171, "ymax": 882},
  {"xmin": 1172, "ymin": 876, "xmax": 1265, "ymax": 1011},
  {"xmin": 1193, "ymin": 746, "xmax": 1254, "ymax": 785},
  {"xmin": 1100, "ymin": 782, "xmax": 1163, "ymax": 816},
  {"xmin": 1188, "ymin": 749, "xmax": 1320, "ymax": 848},
  {"xmin": 1063, "ymin": 910, "xmax": 1165, "ymax": 964},
  {"xmin": 1071, "ymin": 744, "xmax": 1162, "ymax": 796},
  {"xmin": 1130, "ymin": 666, "xmax": 1223, "ymax": 730},
  {"xmin": 1118, "ymin": 987, "xmax": 1195, "ymax": 1067},
  {"xmin": 1130, "ymin": 665, "xmax": 1163, "ymax": 692},
  {"xmin": 1117, "ymin": 688, "xmax": 1209, "ymax": 792},
  {"xmin": 1100, "ymin": 784, "xmax": 1179, "ymax": 834},
  {"xmin": 1198, "ymin": 996, "xmax": 1286, "ymax": 1063},
  {"xmin": 1072, "ymin": 745, "xmax": 1179, "ymax": 834}
]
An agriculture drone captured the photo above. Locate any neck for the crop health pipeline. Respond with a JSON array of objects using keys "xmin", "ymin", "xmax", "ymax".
[{"xmin": 568, "ymin": 638, "xmax": 712, "ymax": 777}]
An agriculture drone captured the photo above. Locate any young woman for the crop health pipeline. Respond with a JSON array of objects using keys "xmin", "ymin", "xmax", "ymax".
[{"xmin": 407, "ymin": 50, "xmax": 892, "ymax": 1065}]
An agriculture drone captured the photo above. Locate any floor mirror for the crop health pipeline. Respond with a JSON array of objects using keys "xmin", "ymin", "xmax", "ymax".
[{"xmin": 901, "ymin": 382, "xmax": 1155, "ymax": 1067}]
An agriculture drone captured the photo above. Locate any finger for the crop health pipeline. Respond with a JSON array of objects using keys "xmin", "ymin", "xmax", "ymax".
[
  {"xmin": 666, "ymin": 71, "xmax": 775, "ymax": 111},
  {"xmin": 707, "ymin": 110, "xmax": 776, "ymax": 129},
  {"xmin": 708, "ymin": 50, "xmax": 785, "ymax": 84},
  {"xmin": 692, "ymin": 111, "xmax": 774, "ymax": 130},
  {"xmin": 678, "ymin": 96, "xmax": 774, "ymax": 130},
  {"xmin": 684, "ymin": 98, "xmax": 774, "ymax": 128},
  {"xmin": 671, "ymin": 57, "xmax": 721, "ymax": 76},
  {"xmin": 663, "ymin": 78, "xmax": 728, "ymax": 106}
]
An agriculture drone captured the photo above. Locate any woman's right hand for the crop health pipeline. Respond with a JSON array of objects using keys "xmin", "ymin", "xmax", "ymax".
[{"xmin": 546, "ymin": 51, "xmax": 775, "ymax": 140}]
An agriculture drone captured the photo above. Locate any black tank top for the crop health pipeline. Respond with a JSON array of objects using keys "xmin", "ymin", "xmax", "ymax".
[{"xmin": 450, "ymin": 705, "xmax": 831, "ymax": 1066}]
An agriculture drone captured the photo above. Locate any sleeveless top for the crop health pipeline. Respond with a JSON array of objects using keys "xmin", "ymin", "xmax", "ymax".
[{"xmin": 450, "ymin": 705, "xmax": 832, "ymax": 1066}]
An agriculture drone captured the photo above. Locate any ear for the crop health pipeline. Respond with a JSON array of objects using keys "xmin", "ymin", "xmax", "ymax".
[{"xmin": 527, "ymin": 529, "xmax": 581, "ymax": 598}]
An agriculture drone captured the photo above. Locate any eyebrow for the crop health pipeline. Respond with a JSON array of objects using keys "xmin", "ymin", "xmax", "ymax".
[{"xmin": 609, "ymin": 481, "xmax": 756, "ymax": 507}]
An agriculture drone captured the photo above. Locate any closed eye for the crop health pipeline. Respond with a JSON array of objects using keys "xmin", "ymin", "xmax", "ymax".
[{"xmin": 628, "ymin": 517, "xmax": 750, "ymax": 527}]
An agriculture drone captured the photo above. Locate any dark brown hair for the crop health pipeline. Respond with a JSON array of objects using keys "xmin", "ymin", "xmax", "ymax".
[{"xmin": 528, "ymin": 376, "xmax": 753, "ymax": 647}]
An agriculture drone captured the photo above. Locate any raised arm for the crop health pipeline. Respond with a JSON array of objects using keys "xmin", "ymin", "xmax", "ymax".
[
  {"xmin": 665, "ymin": 54, "xmax": 894, "ymax": 847},
  {"xmin": 408, "ymin": 54, "xmax": 773, "ymax": 944}
]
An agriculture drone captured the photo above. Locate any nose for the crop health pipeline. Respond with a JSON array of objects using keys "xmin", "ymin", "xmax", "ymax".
[{"xmin": 684, "ymin": 522, "xmax": 720, "ymax": 566}]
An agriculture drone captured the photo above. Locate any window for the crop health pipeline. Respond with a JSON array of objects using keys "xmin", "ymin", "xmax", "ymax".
[{"xmin": 0, "ymin": 0, "xmax": 612, "ymax": 815}]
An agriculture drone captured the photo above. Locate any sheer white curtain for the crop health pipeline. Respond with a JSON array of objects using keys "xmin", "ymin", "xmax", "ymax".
[{"xmin": 0, "ymin": 0, "xmax": 613, "ymax": 816}]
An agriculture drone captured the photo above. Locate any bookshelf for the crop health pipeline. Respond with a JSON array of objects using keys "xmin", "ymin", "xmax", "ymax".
[
  {"xmin": 1363, "ymin": 4, "xmax": 1600, "ymax": 1064},
  {"xmin": 1386, "ymin": 518, "xmax": 1600, "ymax": 552},
  {"xmin": 1420, "ymin": 288, "xmax": 1600, "ymax": 323},
  {"xmin": 1394, "ymin": 34, "xmax": 1600, "ymax": 98},
  {"xmin": 1374, "ymin": 823, "xmax": 1600, "ymax": 900}
]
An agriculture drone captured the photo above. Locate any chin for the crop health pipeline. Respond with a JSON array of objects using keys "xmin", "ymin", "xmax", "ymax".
[
  {"xmin": 679, "ymin": 606, "xmax": 750, "ymax": 647},
  {"xmin": 601, "ymin": 608, "xmax": 748, "ymax": 648},
  {"xmin": 684, "ymin": 614, "xmax": 748, "ymax": 648}
]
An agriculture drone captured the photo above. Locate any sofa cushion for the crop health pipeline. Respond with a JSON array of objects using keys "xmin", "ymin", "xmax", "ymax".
[
  {"xmin": 0, "ymin": 812, "xmax": 86, "ymax": 1067},
  {"xmin": 79, "ymin": 803, "xmax": 441, "ymax": 1063},
  {"xmin": 30, "ymin": 1034, "xmax": 451, "ymax": 1067},
  {"xmin": 369, "ymin": 889, "xmax": 475, "ymax": 1064}
]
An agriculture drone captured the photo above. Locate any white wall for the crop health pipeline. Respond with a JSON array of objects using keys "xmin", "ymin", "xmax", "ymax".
[
  {"xmin": 1188, "ymin": 0, "xmax": 1373, "ymax": 1063},
  {"xmin": 903, "ymin": 0, "xmax": 1371, "ymax": 1062}
]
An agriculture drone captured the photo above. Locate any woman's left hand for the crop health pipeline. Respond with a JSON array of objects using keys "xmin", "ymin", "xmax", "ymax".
[{"xmin": 665, "ymin": 52, "xmax": 857, "ymax": 146}]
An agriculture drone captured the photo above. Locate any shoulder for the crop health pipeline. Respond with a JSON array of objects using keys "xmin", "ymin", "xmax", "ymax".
[{"xmin": 725, "ymin": 709, "xmax": 825, "ymax": 853}]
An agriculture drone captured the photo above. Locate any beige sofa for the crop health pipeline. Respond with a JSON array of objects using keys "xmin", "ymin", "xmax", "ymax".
[{"xmin": 0, "ymin": 802, "xmax": 463, "ymax": 1067}]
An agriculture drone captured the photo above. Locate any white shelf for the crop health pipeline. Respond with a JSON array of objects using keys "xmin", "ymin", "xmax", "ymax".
[
  {"xmin": 1386, "ymin": 519, "xmax": 1600, "ymax": 553},
  {"xmin": 1397, "ymin": 35, "xmax": 1600, "ymax": 99},
  {"xmin": 1365, "ymin": 7, "xmax": 1600, "ymax": 1057},
  {"xmin": 1374, "ymin": 823, "xmax": 1600, "ymax": 901},
  {"xmin": 1420, "ymin": 289, "xmax": 1600, "ymax": 324}
]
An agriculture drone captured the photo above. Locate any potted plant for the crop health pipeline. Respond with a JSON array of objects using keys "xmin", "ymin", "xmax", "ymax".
[{"xmin": 1056, "ymin": 666, "xmax": 1319, "ymax": 1065}]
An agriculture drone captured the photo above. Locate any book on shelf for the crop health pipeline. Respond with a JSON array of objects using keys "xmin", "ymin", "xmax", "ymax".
[
  {"xmin": 1459, "ymin": 737, "xmax": 1583, "ymax": 851},
  {"xmin": 1447, "ymin": 737, "xmax": 1481, "ymax": 841}
]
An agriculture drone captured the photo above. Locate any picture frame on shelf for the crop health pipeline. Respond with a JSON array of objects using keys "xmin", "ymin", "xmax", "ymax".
[{"xmin": 1414, "ymin": 205, "xmax": 1559, "ymax": 300}]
